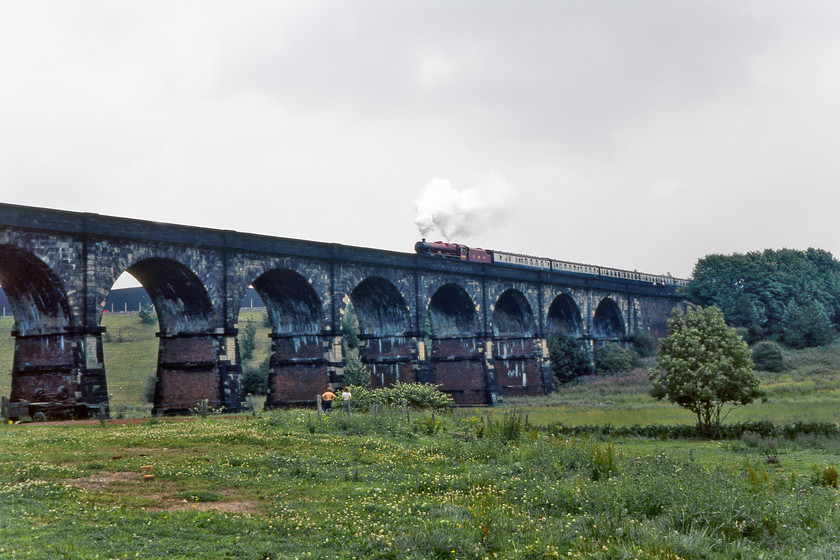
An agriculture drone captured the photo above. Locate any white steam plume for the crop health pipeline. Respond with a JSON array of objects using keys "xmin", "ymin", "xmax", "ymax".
[{"xmin": 414, "ymin": 175, "xmax": 517, "ymax": 241}]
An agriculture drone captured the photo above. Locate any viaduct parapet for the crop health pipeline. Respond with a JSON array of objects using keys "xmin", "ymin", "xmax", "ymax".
[{"xmin": 0, "ymin": 203, "xmax": 686, "ymax": 414}]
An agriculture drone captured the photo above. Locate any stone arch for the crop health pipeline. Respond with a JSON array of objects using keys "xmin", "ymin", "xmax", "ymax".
[
  {"xmin": 428, "ymin": 283, "xmax": 478, "ymax": 337},
  {"xmin": 547, "ymin": 293, "xmax": 582, "ymax": 336},
  {"xmin": 592, "ymin": 298, "xmax": 625, "ymax": 338},
  {"xmin": 250, "ymin": 269, "xmax": 323, "ymax": 334},
  {"xmin": 350, "ymin": 277, "xmax": 410, "ymax": 336},
  {"xmin": 0, "ymin": 245, "xmax": 73, "ymax": 335},
  {"xmin": 492, "ymin": 289, "xmax": 534, "ymax": 336},
  {"xmin": 121, "ymin": 258, "xmax": 214, "ymax": 335}
]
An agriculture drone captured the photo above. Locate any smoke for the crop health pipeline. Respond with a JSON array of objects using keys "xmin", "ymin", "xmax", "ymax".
[{"xmin": 414, "ymin": 175, "xmax": 517, "ymax": 241}]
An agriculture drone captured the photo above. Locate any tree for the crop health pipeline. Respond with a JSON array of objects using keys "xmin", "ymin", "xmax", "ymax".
[
  {"xmin": 138, "ymin": 304, "xmax": 157, "ymax": 325},
  {"xmin": 239, "ymin": 318, "xmax": 257, "ymax": 362},
  {"xmin": 241, "ymin": 356, "xmax": 270, "ymax": 396},
  {"xmin": 548, "ymin": 335, "xmax": 593, "ymax": 384},
  {"xmin": 341, "ymin": 302, "xmax": 371, "ymax": 387},
  {"xmin": 630, "ymin": 330, "xmax": 657, "ymax": 358},
  {"xmin": 751, "ymin": 340, "xmax": 785, "ymax": 372},
  {"xmin": 780, "ymin": 300, "xmax": 835, "ymax": 349},
  {"xmin": 594, "ymin": 343, "xmax": 635, "ymax": 375},
  {"xmin": 686, "ymin": 248, "xmax": 840, "ymax": 344},
  {"xmin": 650, "ymin": 306, "xmax": 761, "ymax": 437},
  {"xmin": 342, "ymin": 350, "xmax": 371, "ymax": 388}
]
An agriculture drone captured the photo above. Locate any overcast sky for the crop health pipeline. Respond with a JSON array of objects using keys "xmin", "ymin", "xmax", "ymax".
[{"xmin": 1, "ymin": 1, "xmax": 838, "ymax": 289}]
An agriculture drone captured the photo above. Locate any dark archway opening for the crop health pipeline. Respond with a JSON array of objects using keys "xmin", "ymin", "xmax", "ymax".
[
  {"xmin": 592, "ymin": 298, "xmax": 626, "ymax": 338},
  {"xmin": 428, "ymin": 284, "xmax": 477, "ymax": 337},
  {"xmin": 492, "ymin": 289, "xmax": 533, "ymax": 337},
  {"xmin": 252, "ymin": 269, "xmax": 322, "ymax": 335},
  {"xmin": 124, "ymin": 258, "xmax": 214, "ymax": 334},
  {"xmin": 106, "ymin": 258, "xmax": 219, "ymax": 414},
  {"xmin": 350, "ymin": 277, "xmax": 410, "ymax": 337},
  {"xmin": 248, "ymin": 269, "xmax": 324, "ymax": 402},
  {"xmin": 0, "ymin": 245, "xmax": 75, "ymax": 407},
  {"xmin": 547, "ymin": 294, "xmax": 582, "ymax": 336},
  {"xmin": 0, "ymin": 245, "xmax": 72, "ymax": 336},
  {"xmin": 349, "ymin": 278, "xmax": 411, "ymax": 389}
]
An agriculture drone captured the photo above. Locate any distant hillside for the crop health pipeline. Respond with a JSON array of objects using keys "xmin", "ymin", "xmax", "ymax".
[{"xmin": 0, "ymin": 286, "xmax": 264, "ymax": 315}]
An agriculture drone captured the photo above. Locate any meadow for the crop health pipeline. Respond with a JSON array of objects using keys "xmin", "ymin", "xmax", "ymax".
[
  {"xmin": 2, "ymin": 407, "xmax": 840, "ymax": 559},
  {"xmin": 2, "ymin": 316, "xmax": 840, "ymax": 558}
]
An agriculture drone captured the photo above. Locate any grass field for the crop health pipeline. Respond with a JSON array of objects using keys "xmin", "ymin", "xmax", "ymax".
[
  {"xmin": 3, "ymin": 324, "xmax": 840, "ymax": 557},
  {"xmin": 2, "ymin": 409, "xmax": 840, "ymax": 559}
]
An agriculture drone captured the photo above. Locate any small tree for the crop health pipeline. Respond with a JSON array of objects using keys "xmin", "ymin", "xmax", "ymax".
[
  {"xmin": 630, "ymin": 330, "xmax": 657, "ymax": 358},
  {"xmin": 751, "ymin": 340, "xmax": 785, "ymax": 372},
  {"xmin": 594, "ymin": 343, "xmax": 635, "ymax": 375},
  {"xmin": 241, "ymin": 356, "xmax": 270, "ymax": 396},
  {"xmin": 781, "ymin": 300, "xmax": 835, "ymax": 349},
  {"xmin": 650, "ymin": 306, "xmax": 761, "ymax": 437},
  {"xmin": 239, "ymin": 318, "xmax": 257, "ymax": 362},
  {"xmin": 548, "ymin": 335, "xmax": 593, "ymax": 384},
  {"xmin": 343, "ymin": 351, "xmax": 371, "ymax": 388},
  {"xmin": 138, "ymin": 304, "xmax": 157, "ymax": 325}
]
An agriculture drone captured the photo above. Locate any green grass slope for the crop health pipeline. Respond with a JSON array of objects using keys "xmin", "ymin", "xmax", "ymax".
[{"xmin": 2, "ymin": 410, "xmax": 840, "ymax": 559}]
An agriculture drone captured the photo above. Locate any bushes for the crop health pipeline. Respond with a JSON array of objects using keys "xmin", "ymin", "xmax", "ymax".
[
  {"xmin": 594, "ymin": 343, "xmax": 635, "ymax": 375},
  {"xmin": 547, "ymin": 335, "xmax": 593, "ymax": 384},
  {"xmin": 241, "ymin": 356, "xmax": 270, "ymax": 396},
  {"xmin": 545, "ymin": 420, "xmax": 840, "ymax": 441},
  {"xmin": 347, "ymin": 382, "xmax": 453, "ymax": 412},
  {"xmin": 752, "ymin": 340, "xmax": 785, "ymax": 371},
  {"xmin": 630, "ymin": 330, "xmax": 657, "ymax": 358}
]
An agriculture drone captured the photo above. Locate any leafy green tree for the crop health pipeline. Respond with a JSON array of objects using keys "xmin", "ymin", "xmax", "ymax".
[
  {"xmin": 142, "ymin": 373, "xmax": 157, "ymax": 404},
  {"xmin": 239, "ymin": 318, "xmax": 257, "ymax": 362},
  {"xmin": 780, "ymin": 300, "xmax": 835, "ymax": 349},
  {"xmin": 687, "ymin": 248, "xmax": 840, "ymax": 344},
  {"xmin": 594, "ymin": 343, "xmax": 635, "ymax": 375},
  {"xmin": 548, "ymin": 335, "xmax": 593, "ymax": 384},
  {"xmin": 342, "ymin": 350, "xmax": 371, "ymax": 388},
  {"xmin": 341, "ymin": 301, "xmax": 371, "ymax": 387},
  {"xmin": 630, "ymin": 330, "xmax": 657, "ymax": 358},
  {"xmin": 650, "ymin": 306, "xmax": 761, "ymax": 437},
  {"xmin": 751, "ymin": 340, "xmax": 785, "ymax": 372},
  {"xmin": 241, "ymin": 356, "xmax": 270, "ymax": 396},
  {"xmin": 342, "ymin": 301, "xmax": 360, "ymax": 352},
  {"xmin": 138, "ymin": 304, "xmax": 157, "ymax": 325}
]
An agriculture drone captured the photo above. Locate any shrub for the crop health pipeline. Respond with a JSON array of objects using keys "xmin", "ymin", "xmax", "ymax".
[
  {"xmin": 342, "ymin": 351, "xmax": 371, "ymax": 388},
  {"xmin": 241, "ymin": 356, "xmax": 270, "ymax": 396},
  {"xmin": 142, "ymin": 373, "xmax": 157, "ymax": 404},
  {"xmin": 630, "ymin": 330, "xmax": 657, "ymax": 358},
  {"xmin": 346, "ymin": 382, "xmax": 453, "ymax": 412},
  {"xmin": 593, "ymin": 343, "xmax": 634, "ymax": 376},
  {"xmin": 781, "ymin": 300, "xmax": 835, "ymax": 349},
  {"xmin": 751, "ymin": 340, "xmax": 785, "ymax": 371},
  {"xmin": 548, "ymin": 335, "xmax": 593, "ymax": 384},
  {"xmin": 138, "ymin": 304, "xmax": 157, "ymax": 325},
  {"xmin": 651, "ymin": 307, "xmax": 761, "ymax": 437},
  {"xmin": 239, "ymin": 318, "xmax": 257, "ymax": 362}
]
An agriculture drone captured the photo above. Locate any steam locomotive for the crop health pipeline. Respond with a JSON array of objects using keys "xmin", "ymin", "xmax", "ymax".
[{"xmin": 414, "ymin": 239, "xmax": 688, "ymax": 287}]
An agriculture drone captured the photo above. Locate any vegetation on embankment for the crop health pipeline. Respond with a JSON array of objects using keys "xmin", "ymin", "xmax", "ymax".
[{"xmin": 2, "ymin": 409, "xmax": 840, "ymax": 559}]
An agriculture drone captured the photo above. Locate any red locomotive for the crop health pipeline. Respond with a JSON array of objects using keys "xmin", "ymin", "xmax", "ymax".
[{"xmin": 413, "ymin": 239, "xmax": 491, "ymax": 263}]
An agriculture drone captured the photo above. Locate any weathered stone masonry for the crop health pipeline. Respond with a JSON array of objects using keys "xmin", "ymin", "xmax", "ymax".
[{"xmin": 0, "ymin": 203, "xmax": 686, "ymax": 414}]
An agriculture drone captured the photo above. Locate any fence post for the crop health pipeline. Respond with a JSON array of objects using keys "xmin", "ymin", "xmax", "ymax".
[{"xmin": 316, "ymin": 394, "xmax": 323, "ymax": 418}]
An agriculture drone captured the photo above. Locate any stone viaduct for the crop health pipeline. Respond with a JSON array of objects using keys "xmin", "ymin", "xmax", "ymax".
[{"xmin": 0, "ymin": 203, "xmax": 685, "ymax": 415}]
